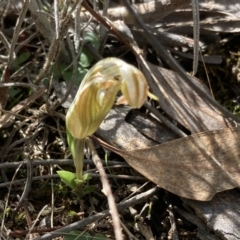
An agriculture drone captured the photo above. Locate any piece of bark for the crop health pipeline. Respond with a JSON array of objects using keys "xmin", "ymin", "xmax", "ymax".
[
  {"xmin": 163, "ymin": 10, "xmax": 240, "ymax": 33},
  {"xmin": 79, "ymin": 0, "xmax": 240, "ymax": 35},
  {"xmin": 200, "ymin": 0, "xmax": 240, "ymax": 18},
  {"xmin": 175, "ymin": 207, "xmax": 221, "ymax": 240}
]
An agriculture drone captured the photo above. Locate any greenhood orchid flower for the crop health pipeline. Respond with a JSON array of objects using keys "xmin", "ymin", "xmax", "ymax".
[
  {"xmin": 66, "ymin": 57, "xmax": 154, "ymax": 139},
  {"xmin": 59, "ymin": 58, "xmax": 157, "ymax": 195}
]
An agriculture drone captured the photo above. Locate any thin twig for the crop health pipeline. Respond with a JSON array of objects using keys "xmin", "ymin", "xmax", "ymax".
[
  {"xmin": 27, "ymin": 205, "xmax": 49, "ymax": 237},
  {"xmin": 15, "ymin": 28, "xmax": 37, "ymax": 54},
  {"xmin": 120, "ymin": 220, "xmax": 139, "ymax": 240},
  {"xmin": 8, "ymin": 0, "xmax": 29, "ymax": 66},
  {"xmin": 100, "ymin": 0, "xmax": 109, "ymax": 41},
  {"xmin": 0, "ymin": 162, "xmax": 23, "ymax": 237},
  {"xmin": 12, "ymin": 150, "xmax": 33, "ymax": 221},
  {"xmin": 50, "ymin": 165, "xmax": 54, "ymax": 228},
  {"xmin": 192, "ymin": 0, "xmax": 200, "ymax": 75},
  {"xmin": 74, "ymin": 0, "xmax": 83, "ymax": 50},
  {"xmin": 0, "ymin": 159, "xmax": 129, "ymax": 170},
  {"xmin": 0, "ymin": 30, "xmax": 11, "ymax": 51},
  {"xmin": 54, "ymin": 0, "xmax": 59, "ymax": 39},
  {"xmin": 87, "ymin": 138, "xmax": 123, "ymax": 240},
  {"xmin": 0, "ymin": 82, "xmax": 39, "ymax": 88},
  {"xmin": 167, "ymin": 205, "xmax": 179, "ymax": 240},
  {"xmin": 0, "ymin": 173, "xmax": 144, "ymax": 188}
]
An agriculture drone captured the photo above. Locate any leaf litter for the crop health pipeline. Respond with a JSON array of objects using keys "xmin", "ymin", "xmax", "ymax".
[{"xmin": 1, "ymin": 0, "xmax": 240, "ymax": 239}]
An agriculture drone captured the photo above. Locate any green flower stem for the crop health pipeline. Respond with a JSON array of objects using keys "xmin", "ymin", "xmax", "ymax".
[
  {"xmin": 73, "ymin": 138, "xmax": 85, "ymax": 195},
  {"xmin": 67, "ymin": 130, "xmax": 86, "ymax": 194},
  {"xmin": 73, "ymin": 138, "xmax": 85, "ymax": 181}
]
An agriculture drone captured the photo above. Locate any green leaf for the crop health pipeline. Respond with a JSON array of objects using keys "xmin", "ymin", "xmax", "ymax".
[
  {"xmin": 8, "ymin": 87, "xmax": 22, "ymax": 98},
  {"xmin": 74, "ymin": 174, "xmax": 91, "ymax": 185},
  {"xmin": 82, "ymin": 185, "xmax": 95, "ymax": 196},
  {"xmin": 12, "ymin": 51, "xmax": 31, "ymax": 69},
  {"xmin": 76, "ymin": 67, "xmax": 88, "ymax": 85},
  {"xmin": 82, "ymin": 173, "xmax": 92, "ymax": 181},
  {"xmin": 64, "ymin": 231, "xmax": 107, "ymax": 240},
  {"xmin": 61, "ymin": 66, "xmax": 88, "ymax": 86},
  {"xmin": 94, "ymin": 234, "xmax": 108, "ymax": 240},
  {"xmin": 57, "ymin": 170, "xmax": 77, "ymax": 190},
  {"xmin": 80, "ymin": 32, "xmax": 100, "ymax": 68},
  {"xmin": 64, "ymin": 231, "xmax": 90, "ymax": 240},
  {"xmin": 84, "ymin": 32, "xmax": 100, "ymax": 49}
]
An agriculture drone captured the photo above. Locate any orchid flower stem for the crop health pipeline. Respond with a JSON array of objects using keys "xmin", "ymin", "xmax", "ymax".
[
  {"xmin": 72, "ymin": 138, "xmax": 86, "ymax": 195},
  {"xmin": 73, "ymin": 138, "xmax": 85, "ymax": 194},
  {"xmin": 73, "ymin": 138, "xmax": 85, "ymax": 181},
  {"xmin": 66, "ymin": 129, "xmax": 86, "ymax": 194}
]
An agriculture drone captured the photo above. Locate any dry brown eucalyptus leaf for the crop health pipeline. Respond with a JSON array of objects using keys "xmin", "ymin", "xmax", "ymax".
[
  {"xmin": 106, "ymin": 127, "xmax": 240, "ymax": 201},
  {"xmin": 144, "ymin": 62, "xmax": 231, "ymax": 132}
]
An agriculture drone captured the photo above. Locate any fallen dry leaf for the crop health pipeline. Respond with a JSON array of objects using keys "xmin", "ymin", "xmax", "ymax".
[
  {"xmin": 97, "ymin": 126, "xmax": 240, "ymax": 201},
  {"xmin": 96, "ymin": 110, "xmax": 240, "ymax": 201}
]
